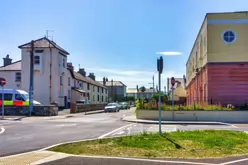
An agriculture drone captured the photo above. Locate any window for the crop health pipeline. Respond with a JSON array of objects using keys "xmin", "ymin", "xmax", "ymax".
[
  {"xmin": 34, "ymin": 55, "xmax": 40, "ymax": 65},
  {"xmin": 93, "ymin": 95, "xmax": 95, "ymax": 101},
  {"xmin": 60, "ymin": 76, "xmax": 63, "ymax": 85},
  {"xmin": 68, "ymin": 90, "xmax": 71, "ymax": 99},
  {"xmin": 98, "ymin": 86, "xmax": 99, "ymax": 92},
  {"xmin": 222, "ymin": 30, "xmax": 237, "ymax": 44},
  {"xmin": 0, "ymin": 94, "xmax": 13, "ymax": 101},
  {"xmin": 15, "ymin": 94, "xmax": 25, "ymax": 101},
  {"xmin": 87, "ymin": 93, "xmax": 90, "ymax": 99},
  {"xmin": 93, "ymin": 86, "xmax": 95, "ymax": 92},
  {"xmin": 97, "ymin": 95, "xmax": 99, "ymax": 101},
  {"xmin": 15, "ymin": 72, "xmax": 21, "ymax": 82},
  {"xmin": 62, "ymin": 58, "xmax": 66, "ymax": 68},
  {"xmin": 106, "ymin": 89, "xmax": 107, "ymax": 94},
  {"xmin": 102, "ymin": 95, "xmax": 103, "ymax": 102},
  {"xmin": 87, "ymin": 83, "xmax": 90, "ymax": 90},
  {"xmin": 102, "ymin": 88, "xmax": 103, "ymax": 93},
  {"xmin": 68, "ymin": 77, "xmax": 70, "ymax": 86}
]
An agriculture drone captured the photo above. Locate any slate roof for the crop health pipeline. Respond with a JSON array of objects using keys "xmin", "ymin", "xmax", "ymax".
[
  {"xmin": 98, "ymin": 81, "xmax": 126, "ymax": 87},
  {"xmin": 18, "ymin": 37, "xmax": 69, "ymax": 55},
  {"xmin": 0, "ymin": 60, "xmax": 21, "ymax": 71}
]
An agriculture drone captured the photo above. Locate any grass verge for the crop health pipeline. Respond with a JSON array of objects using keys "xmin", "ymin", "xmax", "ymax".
[{"xmin": 49, "ymin": 130, "xmax": 248, "ymax": 159}]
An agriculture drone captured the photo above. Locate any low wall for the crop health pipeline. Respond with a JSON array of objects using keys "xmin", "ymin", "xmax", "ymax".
[
  {"xmin": 136, "ymin": 110, "xmax": 248, "ymax": 122},
  {"xmin": 70, "ymin": 103, "xmax": 107, "ymax": 113},
  {"xmin": 0, "ymin": 105, "xmax": 59, "ymax": 116}
]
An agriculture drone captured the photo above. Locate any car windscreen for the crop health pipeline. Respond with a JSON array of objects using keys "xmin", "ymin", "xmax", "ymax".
[{"xmin": 107, "ymin": 103, "xmax": 115, "ymax": 106}]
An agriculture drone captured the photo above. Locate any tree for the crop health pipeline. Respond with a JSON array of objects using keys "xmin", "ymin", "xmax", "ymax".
[
  {"xmin": 140, "ymin": 86, "xmax": 146, "ymax": 92},
  {"xmin": 127, "ymin": 96, "xmax": 135, "ymax": 101},
  {"xmin": 152, "ymin": 93, "xmax": 168, "ymax": 102}
]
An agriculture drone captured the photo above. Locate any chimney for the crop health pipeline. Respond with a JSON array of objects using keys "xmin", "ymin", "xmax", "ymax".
[
  {"xmin": 78, "ymin": 68, "xmax": 86, "ymax": 77},
  {"xmin": 3, "ymin": 54, "xmax": 12, "ymax": 66},
  {"xmin": 103, "ymin": 77, "xmax": 106, "ymax": 86},
  {"xmin": 88, "ymin": 73, "xmax": 95, "ymax": 81},
  {"xmin": 67, "ymin": 62, "xmax": 74, "ymax": 70},
  {"xmin": 136, "ymin": 85, "xmax": 139, "ymax": 92}
]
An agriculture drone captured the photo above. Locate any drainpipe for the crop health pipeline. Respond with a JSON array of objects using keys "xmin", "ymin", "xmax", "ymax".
[{"xmin": 49, "ymin": 44, "xmax": 52, "ymax": 104}]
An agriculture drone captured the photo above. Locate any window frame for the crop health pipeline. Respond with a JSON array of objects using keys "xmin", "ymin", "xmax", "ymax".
[
  {"xmin": 34, "ymin": 55, "xmax": 40, "ymax": 65},
  {"xmin": 15, "ymin": 72, "xmax": 21, "ymax": 82},
  {"xmin": 222, "ymin": 30, "xmax": 237, "ymax": 44}
]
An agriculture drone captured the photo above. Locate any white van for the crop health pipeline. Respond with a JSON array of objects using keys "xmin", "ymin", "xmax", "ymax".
[{"xmin": 0, "ymin": 89, "xmax": 41, "ymax": 105}]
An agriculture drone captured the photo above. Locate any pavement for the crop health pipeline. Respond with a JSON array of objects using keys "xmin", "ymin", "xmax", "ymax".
[{"xmin": 2, "ymin": 107, "xmax": 248, "ymax": 164}]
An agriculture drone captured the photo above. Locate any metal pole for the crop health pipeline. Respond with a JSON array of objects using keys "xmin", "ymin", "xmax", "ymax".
[
  {"xmin": 158, "ymin": 72, "xmax": 162, "ymax": 135},
  {"xmin": 2, "ymin": 86, "xmax": 4, "ymax": 120},
  {"xmin": 29, "ymin": 40, "xmax": 34, "ymax": 116},
  {"xmin": 172, "ymin": 87, "xmax": 175, "ymax": 120}
]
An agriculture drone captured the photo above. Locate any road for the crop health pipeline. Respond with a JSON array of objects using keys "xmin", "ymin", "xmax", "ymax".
[
  {"xmin": 1, "ymin": 107, "xmax": 248, "ymax": 159},
  {"xmin": 0, "ymin": 108, "xmax": 134, "ymax": 157}
]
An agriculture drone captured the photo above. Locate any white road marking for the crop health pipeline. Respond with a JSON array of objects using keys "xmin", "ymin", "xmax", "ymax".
[
  {"xmin": 55, "ymin": 124, "xmax": 77, "ymax": 127},
  {"xmin": 0, "ymin": 127, "xmax": 5, "ymax": 135},
  {"xmin": 98, "ymin": 123, "xmax": 135, "ymax": 139},
  {"xmin": 113, "ymin": 131, "xmax": 125, "ymax": 135},
  {"xmin": 220, "ymin": 157, "xmax": 248, "ymax": 165},
  {"xmin": 75, "ymin": 155, "xmax": 216, "ymax": 165}
]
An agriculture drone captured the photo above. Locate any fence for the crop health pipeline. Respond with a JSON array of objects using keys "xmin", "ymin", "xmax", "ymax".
[
  {"xmin": 70, "ymin": 103, "xmax": 107, "ymax": 113},
  {"xmin": 0, "ymin": 105, "xmax": 59, "ymax": 116}
]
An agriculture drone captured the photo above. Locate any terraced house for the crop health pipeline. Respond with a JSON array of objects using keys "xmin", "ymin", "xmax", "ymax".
[
  {"xmin": 186, "ymin": 11, "xmax": 248, "ymax": 106},
  {"xmin": 0, "ymin": 37, "xmax": 108, "ymax": 108}
]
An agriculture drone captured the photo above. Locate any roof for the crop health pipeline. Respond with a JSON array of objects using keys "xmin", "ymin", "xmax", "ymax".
[
  {"xmin": 98, "ymin": 81, "xmax": 127, "ymax": 87},
  {"xmin": 67, "ymin": 68, "xmax": 107, "ymax": 89},
  {"xmin": 71, "ymin": 87, "xmax": 86, "ymax": 93},
  {"xmin": 167, "ymin": 78, "xmax": 185, "ymax": 89},
  {"xmin": 0, "ymin": 60, "xmax": 21, "ymax": 71},
  {"xmin": 18, "ymin": 37, "xmax": 69, "ymax": 55},
  {"xmin": 127, "ymin": 88, "xmax": 157, "ymax": 94}
]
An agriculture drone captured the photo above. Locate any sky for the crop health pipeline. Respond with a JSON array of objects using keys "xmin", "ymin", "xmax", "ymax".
[{"xmin": 0, "ymin": 0, "xmax": 248, "ymax": 89}]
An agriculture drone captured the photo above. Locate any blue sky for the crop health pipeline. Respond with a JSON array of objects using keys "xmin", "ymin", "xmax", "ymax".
[{"xmin": 0, "ymin": 0, "xmax": 248, "ymax": 89}]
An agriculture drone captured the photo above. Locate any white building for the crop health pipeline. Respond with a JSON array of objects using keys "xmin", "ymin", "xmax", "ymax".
[
  {"xmin": 0, "ymin": 37, "xmax": 108, "ymax": 107},
  {"xmin": 126, "ymin": 88, "xmax": 157, "ymax": 100}
]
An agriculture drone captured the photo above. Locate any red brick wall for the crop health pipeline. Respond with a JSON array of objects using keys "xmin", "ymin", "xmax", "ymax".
[
  {"xmin": 187, "ymin": 66, "xmax": 208, "ymax": 105},
  {"xmin": 208, "ymin": 63, "xmax": 248, "ymax": 106},
  {"xmin": 187, "ymin": 63, "xmax": 248, "ymax": 106}
]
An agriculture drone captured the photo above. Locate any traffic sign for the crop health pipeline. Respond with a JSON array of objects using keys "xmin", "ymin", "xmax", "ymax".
[
  {"xmin": 171, "ymin": 77, "xmax": 175, "ymax": 86},
  {"xmin": 0, "ymin": 77, "xmax": 6, "ymax": 87}
]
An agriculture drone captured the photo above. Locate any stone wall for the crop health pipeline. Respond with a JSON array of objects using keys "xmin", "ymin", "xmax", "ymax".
[
  {"xmin": 70, "ymin": 103, "xmax": 107, "ymax": 113},
  {"xmin": 0, "ymin": 105, "xmax": 58, "ymax": 116}
]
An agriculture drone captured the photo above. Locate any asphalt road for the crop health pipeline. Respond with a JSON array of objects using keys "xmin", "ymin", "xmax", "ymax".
[
  {"xmin": 0, "ymin": 108, "xmax": 134, "ymax": 157},
  {"xmin": 1, "ymin": 107, "xmax": 248, "ymax": 160}
]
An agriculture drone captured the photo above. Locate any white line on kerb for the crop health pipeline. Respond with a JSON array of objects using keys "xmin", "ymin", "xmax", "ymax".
[
  {"xmin": 0, "ymin": 127, "xmax": 5, "ymax": 135},
  {"xmin": 74, "ymin": 155, "xmax": 216, "ymax": 165},
  {"xmin": 98, "ymin": 123, "xmax": 135, "ymax": 139},
  {"xmin": 220, "ymin": 157, "xmax": 248, "ymax": 165}
]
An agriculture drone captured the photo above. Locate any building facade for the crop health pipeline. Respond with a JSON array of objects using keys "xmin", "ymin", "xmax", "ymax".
[
  {"xmin": 126, "ymin": 88, "xmax": 157, "ymax": 100},
  {"xmin": 98, "ymin": 80, "xmax": 126, "ymax": 102},
  {"xmin": 186, "ymin": 11, "xmax": 248, "ymax": 106},
  {"xmin": 0, "ymin": 37, "xmax": 108, "ymax": 107}
]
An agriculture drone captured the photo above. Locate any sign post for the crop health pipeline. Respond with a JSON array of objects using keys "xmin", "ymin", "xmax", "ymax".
[
  {"xmin": 157, "ymin": 56, "xmax": 163, "ymax": 135},
  {"xmin": 0, "ymin": 77, "xmax": 6, "ymax": 120},
  {"xmin": 171, "ymin": 77, "xmax": 175, "ymax": 120}
]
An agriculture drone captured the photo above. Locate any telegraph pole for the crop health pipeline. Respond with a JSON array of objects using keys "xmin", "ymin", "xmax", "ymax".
[
  {"xmin": 152, "ymin": 75, "xmax": 155, "ymax": 96},
  {"xmin": 29, "ymin": 40, "xmax": 34, "ymax": 116}
]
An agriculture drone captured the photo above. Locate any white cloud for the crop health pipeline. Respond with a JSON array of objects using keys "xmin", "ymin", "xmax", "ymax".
[
  {"xmin": 95, "ymin": 69, "xmax": 184, "ymax": 89},
  {"xmin": 87, "ymin": 68, "xmax": 155, "ymax": 76},
  {"xmin": 156, "ymin": 51, "xmax": 182, "ymax": 56}
]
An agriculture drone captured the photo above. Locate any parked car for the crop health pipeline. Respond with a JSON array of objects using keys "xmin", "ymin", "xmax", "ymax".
[
  {"xmin": 76, "ymin": 100, "xmax": 91, "ymax": 104},
  {"xmin": 119, "ymin": 102, "xmax": 130, "ymax": 110},
  {"xmin": 104, "ymin": 103, "xmax": 120, "ymax": 112}
]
